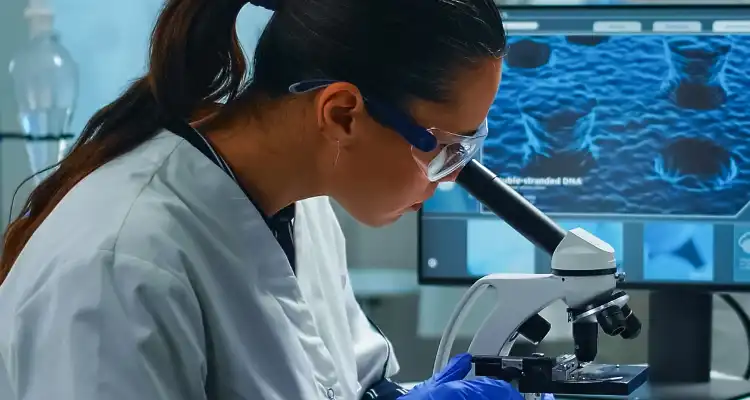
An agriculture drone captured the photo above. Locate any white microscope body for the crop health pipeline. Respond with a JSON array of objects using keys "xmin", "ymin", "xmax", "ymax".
[
  {"xmin": 434, "ymin": 227, "xmax": 620, "ymax": 372},
  {"xmin": 431, "ymin": 228, "xmax": 646, "ymax": 399},
  {"xmin": 444, "ymin": 160, "xmax": 647, "ymax": 398}
]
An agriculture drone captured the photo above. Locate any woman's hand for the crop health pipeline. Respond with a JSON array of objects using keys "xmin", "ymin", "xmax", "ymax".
[{"xmin": 398, "ymin": 353, "xmax": 527, "ymax": 400}]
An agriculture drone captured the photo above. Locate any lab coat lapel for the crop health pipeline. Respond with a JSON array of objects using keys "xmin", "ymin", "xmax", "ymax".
[
  {"xmin": 295, "ymin": 199, "xmax": 360, "ymax": 397},
  {"xmin": 172, "ymin": 141, "xmax": 346, "ymax": 393},
  {"xmin": 168, "ymin": 137, "xmax": 343, "ymax": 397}
]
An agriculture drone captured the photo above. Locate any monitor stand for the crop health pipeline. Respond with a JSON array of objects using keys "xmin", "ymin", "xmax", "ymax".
[{"xmin": 630, "ymin": 290, "xmax": 750, "ymax": 400}]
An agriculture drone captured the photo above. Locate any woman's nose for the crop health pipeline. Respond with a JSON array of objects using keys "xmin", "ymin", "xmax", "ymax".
[{"xmin": 439, "ymin": 169, "xmax": 462, "ymax": 183}]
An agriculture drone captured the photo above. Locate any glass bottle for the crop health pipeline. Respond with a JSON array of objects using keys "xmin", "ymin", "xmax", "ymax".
[{"xmin": 9, "ymin": 12, "xmax": 79, "ymax": 184}]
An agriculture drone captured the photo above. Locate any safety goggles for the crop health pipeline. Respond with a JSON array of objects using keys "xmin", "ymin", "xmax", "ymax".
[{"xmin": 289, "ymin": 80, "xmax": 488, "ymax": 182}]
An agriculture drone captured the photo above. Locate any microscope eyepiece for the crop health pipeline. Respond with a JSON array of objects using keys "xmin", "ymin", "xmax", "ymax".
[
  {"xmin": 456, "ymin": 160, "xmax": 566, "ymax": 255},
  {"xmin": 597, "ymin": 306, "xmax": 627, "ymax": 337},
  {"xmin": 618, "ymin": 304, "xmax": 642, "ymax": 340}
]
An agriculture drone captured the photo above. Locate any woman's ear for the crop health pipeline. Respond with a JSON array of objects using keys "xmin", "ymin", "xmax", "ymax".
[{"xmin": 315, "ymin": 82, "xmax": 366, "ymax": 145}]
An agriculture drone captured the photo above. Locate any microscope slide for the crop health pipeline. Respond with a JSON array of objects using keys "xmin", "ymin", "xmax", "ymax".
[
  {"xmin": 466, "ymin": 219, "xmax": 536, "ymax": 276},
  {"xmin": 642, "ymin": 222, "xmax": 714, "ymax": 282},
  {"xmin": 483, "ymin": 34, "xmax": 750, "ymax": 217},
  {"xmin": 556, "ymin": 220, "xmax": 624, "ymax": 270},
  {"xmin": 423, "ymin": 182, "xmax": 479, "ymax": 214},
  {"xmin": 733, "ymin": 225, "xmax": 750, "ymax": 282}
]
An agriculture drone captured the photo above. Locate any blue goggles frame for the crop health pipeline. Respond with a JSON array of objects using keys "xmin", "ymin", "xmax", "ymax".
[{"xmin": 288, "ymin": 79, "xmax": 440, "ymax": 153}]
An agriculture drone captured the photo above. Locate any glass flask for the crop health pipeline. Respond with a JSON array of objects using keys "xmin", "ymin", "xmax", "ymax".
[{"xmin": 9, "ymin": 29, "xmax": 79, "ymax": 184}]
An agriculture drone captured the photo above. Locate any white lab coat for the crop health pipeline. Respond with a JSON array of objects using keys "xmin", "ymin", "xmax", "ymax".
[{"xmin": 0, "ymin": 131, "xmax": 399, "ymax": 399}]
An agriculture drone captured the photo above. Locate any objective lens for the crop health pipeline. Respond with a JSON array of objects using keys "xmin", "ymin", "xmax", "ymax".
[
  {"xmin": 518, "ymin": 313, "xmax": 552, "ymax": 345},
  {"xmin": 597, "ymin": 306, "xmax": 627, "ymax": 336},
  {"xmin": 619, "ymin": 304, "xmax": 642, "ymax": 340},
  {"xmin": 573, "ymin": 321, "xmax": 598, "ymax": 363}
]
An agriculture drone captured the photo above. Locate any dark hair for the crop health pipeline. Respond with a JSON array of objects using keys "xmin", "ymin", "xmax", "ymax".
[
  {"xmin": 0, "ymin": 0, "xmax": 506, "ymax": 283},
  {"xmin": 248, "ymin": 0, "xmax": 506, "ymax": 104}
]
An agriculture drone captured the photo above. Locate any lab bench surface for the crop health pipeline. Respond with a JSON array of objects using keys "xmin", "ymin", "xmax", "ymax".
[
  {"xmin": 557, "ymin": 370, "xmax": 750, "ymax": 399},
  {"xmin": 402, "ymin": 371, "xmax": 750, "ymax": 399}
]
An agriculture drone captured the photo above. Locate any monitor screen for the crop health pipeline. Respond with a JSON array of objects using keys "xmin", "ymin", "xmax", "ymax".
[{"xmin": 419, "ymin": 6, "xmax": 750, "ymax": 289}]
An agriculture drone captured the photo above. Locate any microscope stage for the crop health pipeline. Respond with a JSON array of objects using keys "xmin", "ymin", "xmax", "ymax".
[
  {"xmin": 542, "ymin": 364, "xmax": 649, "ymax": 396},
  {"xmin": 473, "ymin": 356, "xmax": 648, "ymax": 397}
]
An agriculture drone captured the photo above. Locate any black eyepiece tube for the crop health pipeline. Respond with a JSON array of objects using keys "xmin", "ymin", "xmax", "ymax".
[{"xmin": 456, "ymin": 160, "xmax": 567, "ymax": 256}]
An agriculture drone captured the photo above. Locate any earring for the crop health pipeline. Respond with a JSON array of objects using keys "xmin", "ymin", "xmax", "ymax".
[{"xmin": 334, "ymin": 141, "xmax": 341, "ymax": 168}]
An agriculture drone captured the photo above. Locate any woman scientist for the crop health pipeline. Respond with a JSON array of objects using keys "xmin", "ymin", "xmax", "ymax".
[{"xmin": 0, "ymin": 0, "xmax": 528, "ymax": 399}]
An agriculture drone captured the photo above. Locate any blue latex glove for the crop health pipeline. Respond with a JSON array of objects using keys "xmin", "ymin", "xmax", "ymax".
[{"xmin": 399, "ymin": 353, "xmax": 555, "ymax": 400}]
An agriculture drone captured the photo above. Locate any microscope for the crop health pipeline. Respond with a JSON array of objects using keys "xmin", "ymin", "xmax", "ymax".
[{"xmin": 433, "ymin": 160, "xmax": 649, "ymax": 399}]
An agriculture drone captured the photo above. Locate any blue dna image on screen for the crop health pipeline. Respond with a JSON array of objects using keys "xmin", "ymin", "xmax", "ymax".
[
  {"xmin": 422, "ymin": 31, "xmax": 750, "ymax": 285},
  {"xmin": 643, "ymin": 222, "xmax": 714, "ymax": 281},
  {"xmin": 474, "ymin": 34, "xmax": 750, "ymax": 217}
]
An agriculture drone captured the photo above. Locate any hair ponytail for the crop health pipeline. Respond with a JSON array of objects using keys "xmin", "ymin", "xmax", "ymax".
[
  {"xmin": 0, "ymin": 0, "xmax": 250, "ymax": 284},
  {"xmin": 149, "ymin": 0, "xmax": 248, "ymax": 117}
]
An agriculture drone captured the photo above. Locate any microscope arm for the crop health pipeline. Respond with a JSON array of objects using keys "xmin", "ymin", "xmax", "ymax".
[
  {"xmin": 433, "ymin": 273, "xmax": 565, "ymax": 374},
  {"xmin": 433, "ymin": 271, "xmax": 649, "ymax": 398}
]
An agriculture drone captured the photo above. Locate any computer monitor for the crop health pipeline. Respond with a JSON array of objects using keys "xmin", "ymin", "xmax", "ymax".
[{"xmin": 419, "ymin": 5, "xmax": 750, "ymax": 399}]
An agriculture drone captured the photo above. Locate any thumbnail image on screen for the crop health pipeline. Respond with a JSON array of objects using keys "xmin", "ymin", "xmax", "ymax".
[
  {"xmin": 424, "ymin": 182, "xmax": 479, "ymax": 214},
  {"xmin": 557, "ymin": 220, "xmax": 624, "ymax": 269},
  {"xmin": 734, "ymin": 225, "xmax": 750, "ymax": 282},
  {"xmin": 483, "ymin": 34, "xmax": 750, "ymax": 217},
  {"xmin": 466, "ymin": 219, "xmax": 536, "ymax": 277},
  {"xmin": 643, "ymin": 222, "xmax": 714, "ymax": 281},
  {"xmin": 459, "ymin": 218, "xmax": 625, "ymax": 277}
]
